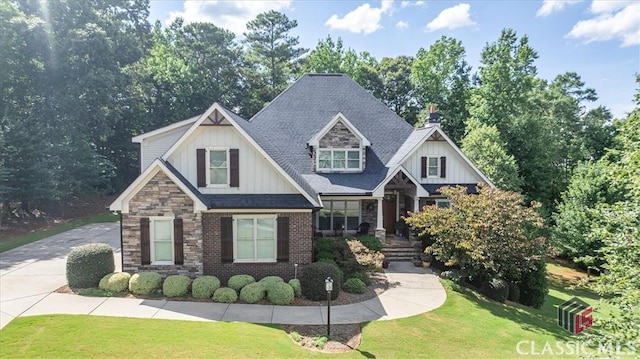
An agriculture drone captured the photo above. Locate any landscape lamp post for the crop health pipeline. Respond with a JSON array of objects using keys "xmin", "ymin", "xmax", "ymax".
[{"xmin": 325, "ymin": 277, "xmax": 333, "ymax": 338}]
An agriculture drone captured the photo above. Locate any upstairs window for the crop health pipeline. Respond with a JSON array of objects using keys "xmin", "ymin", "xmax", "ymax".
[
  {"xmin": 209, "ymin": 149, "xmax": 228, "ymax": 185},
  {"xmin": 427, "ymin": 157, "xmax": 439, "ymax": 177},
  {"xmin": 197, "ymin": 148, "xmax": 239, "ymax": 188},
  {"xmin": 318, "ymin": 149, "xmax": 361, "ymax": 171},
  {"xmin": 421, "ymin": 156, "xmax": 447, "ymax": 179}
]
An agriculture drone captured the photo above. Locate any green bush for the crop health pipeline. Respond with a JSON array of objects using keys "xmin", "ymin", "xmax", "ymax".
[
  {"xmin": 192, "ymin": 276, "xmax": 221, "ymax": 299},
  {"xmin": 163, "ymin": 275, "xmax": 191, "ymax": 297},
  {"xmin": 518, "ymin": 260, "xmax": 548, "ymax": 308},
  {"xmin": 239, "ymin": 282, "xmax": 267, "ymax": 304},
  {"xmin": 300, "ymin": 262, "xmax": 341, "ymax": 301},
  {"xmin": 508, "ymin": 282, "xmax": 521, "ymax": 302},
  {"xmin": 267, "ymin": 282, "xmax": 295, "ymax": 305},
  {"xmin": 343, "ymin": 278, "xmax": 366, "ymax": 294},
  {"xmin": 228, "ymin": 274, "xmax": 256, "ymax": 293},
  {"xmin": 315, "ymin": 238, "xmax": 337, "ymax": 255},
  {"xmin": 316, "ymin": 251, "xmax": 333, "ymax": 261},
  {"xmin": 348, "ymin": 271, "xmax": 371, "ymax": 286},
  {"xmin": 129, "ymin": 272, "xmax": 162, "ymax": 295},
  {"xmin": 99, "ymin": 272, "xmax": 131, "ymax": 293},
  {"xmin": 318, "ymin": 258, "xmax": 344, "ymax": 283},
  {"xmin": 66, "ymin": 243, "xmax": 115, "ymax": 288},
  {"xmin": 357, "ymin": 235, "xmax": 382, "ymax": 252},
  {"xmin": 259, "ymin": 276, "xmax": 284, "ymax": 292},
  {"xmin": 212, "ymin": 287, "xmax": 238, "ymax": 303},
  {"xmin": 288, "ymin": 279, "xmax": 302, "ymax": 297},
  {"xmin": 481, "ymin": 278, "xmax": 509, "ymax": 303}
]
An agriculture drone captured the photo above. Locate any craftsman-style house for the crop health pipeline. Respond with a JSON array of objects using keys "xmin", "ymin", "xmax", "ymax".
[{"xmin": 109, "ymin": 74, "xmax": 492, "ymax": 281}]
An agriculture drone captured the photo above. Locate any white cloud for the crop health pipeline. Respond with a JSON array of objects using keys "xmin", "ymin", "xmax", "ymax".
[
  {"xmin": 325, "ymin": 0, "xmax": 394, "ymax": 35},
  {"xmin": 401, "ymin": 1, "xmax": 424, "ymax": 8},
  {"xmin": 426, "ymin": 3, "xmax": 475, "ymax": 32},
  {"xmin": 536, "ymin": 0, "xmax": 582, "ymax": 17},
  {"xmin": 589, "ymin": 0, "xmax": 631, "ymax": 14},
  {"xmin": 166, "ymin": 0, "xmax": 292, "ymax": 35},
  {"xmin": 396, "ymin": 20, "xmax": 409, "ymax": 29},
  {"xmin": 567, "ymin": 2, "xmax": 640, "ymax": 47}
]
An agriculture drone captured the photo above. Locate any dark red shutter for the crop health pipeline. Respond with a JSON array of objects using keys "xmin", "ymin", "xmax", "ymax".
[
  {"xmin": 440, "ymin": 156, "xmax": 446, "ymax": 178},
  {"xmin": 277, "ymin": 217, "xmax": 290, "ymax": 262},
  {"xmin": 421, "ymin": 157, "xmax": 427, "ymax": 178},
  {"xmin": 197, "ymin": 148, "xmax": 206, "ymax": 187},
  {"xmin": 140, "ymin": 218, "xmax": 150, "ymax": 265},
  {"xmin": 221, "ymin": 217, "xmax": 233, "ymax": 263},
  {"xmin": 229, "ymin": 148, "xmax": 239, "ymax": 188},
  {"xmin": 173, "ymin": 218, "xmax": 184, "ymax": 265}
]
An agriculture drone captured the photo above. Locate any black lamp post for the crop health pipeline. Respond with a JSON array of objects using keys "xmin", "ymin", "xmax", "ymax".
[{"xmin": 325, "ymin": 276, "xmax": 333, "ymax": 338}]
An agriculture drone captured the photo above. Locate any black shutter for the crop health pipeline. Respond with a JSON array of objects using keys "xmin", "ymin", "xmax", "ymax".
[
  {"xmin": 440, "ymin": 157, "xmax": 446, "ymax": 178},
  {"xmin": 140, "ymin": 218, "xmax": 150, "ymax": 265},
  {"xmin": 174, "ymin": 218, "xmax": 184, "ymax": 265},
  {"xmin": 421, "ymin": 157, "xmax": 427, "ymax": 178},
  {"xmin": 197, "ymin": 149, "xmax": 206, "ymax": 187},
  {"xmin": 221, "ymin": 217, "xmax": 233, "ymax": 263},
  {"xmin": 277, "ymin": 217, "xmax": 290, "ymax": 262},
  {"xmin": 229, "ymin": 149, "xmax": 239, "ymax": 188}
]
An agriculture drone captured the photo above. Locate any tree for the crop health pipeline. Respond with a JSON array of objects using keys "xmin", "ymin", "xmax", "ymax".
[
  {"xmin": 375, "ymin": 56, "xmax": 420, "ymax": 125},
  {"xmin": 461, "ymin": 122, "xmax": 522, "ymax": 191},
  {"xmin": 412, "ymin": 36, "xmax": 471, "ymax": 143}
]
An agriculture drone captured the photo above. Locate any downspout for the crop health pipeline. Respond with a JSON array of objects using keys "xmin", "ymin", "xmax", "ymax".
[{"xmin": 119, "ymin": 211, "xmax": 124, "ymax": 271}]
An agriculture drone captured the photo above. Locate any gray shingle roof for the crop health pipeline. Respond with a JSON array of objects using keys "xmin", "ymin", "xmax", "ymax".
[{"xmin": 249, "ymin": 74, "xmax": 414, "ymax": 194}]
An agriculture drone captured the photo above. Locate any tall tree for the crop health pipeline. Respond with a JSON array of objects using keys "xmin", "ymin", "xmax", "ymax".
[
  {"xmin": 375, "ymin": 56, "xmax": 420, "ymax": 125},
  {"xmin": 412, "ymin": 36, "xmax": 471, "ymax": 143}
]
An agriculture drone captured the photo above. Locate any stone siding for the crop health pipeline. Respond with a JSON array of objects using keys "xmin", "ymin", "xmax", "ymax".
[
  {"xmin": 314, "ymin": 121, "xmax": 367, "ymax": 172},
  {"xmin": 360, "ymin": 199, "xmax": 377, "ymax": 234},
  {"xmin": 202, "ymin": 212, "xmax": 313, "ymax": 283}
]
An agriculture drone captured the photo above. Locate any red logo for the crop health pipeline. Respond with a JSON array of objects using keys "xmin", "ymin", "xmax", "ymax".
[{"xmin": 558, "ymin": 297, "xmax": 593, "ymax": 334}]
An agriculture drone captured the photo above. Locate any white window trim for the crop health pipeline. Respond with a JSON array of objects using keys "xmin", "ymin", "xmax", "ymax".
[
  {"xmin": 232, "ymin": 214, "xmax": 277, "ymax": 263},
  {"xmin": 149, "ymin": 216, "xmax": 174, "ymax": 265},
  {"xmin": 316, "ymin": 148, "xmax": 362, "ymax": 172},
  {"xmin": 426, "ymin": 156, "xmax": 440, "ymax": 178},
  {"xmin": 206, "ymin": 147, "xmax": 230, "ymax": 188},
  {"xmin": 317, "ymin": 200, "xmax": 361, "ymax": 233},
  {"xmin": 436, "ymin": 199, "xmax": 451, "ymax": 208}
]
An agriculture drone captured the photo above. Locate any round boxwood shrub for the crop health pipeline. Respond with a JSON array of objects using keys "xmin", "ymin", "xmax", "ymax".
[
  {"xmin": 318, "ymin": 258, "xmax": 344, "ymax": 283},
  {"xmin": 268, "ymin": 282, "xmax": 295, "ymax": 305},
  {"xmin": 129, "ymin": 272, "xmax": 162, "ymax": 295},
  {"xmin": 481, "ymin": 278, "xmax": 509, "ymax": 303},
  {"xmin": 192, "ymin": 276, "xmax": 221, "ymax": 299},
  {"xmin": 259, "ymin": 276, "xmax": 284, "ymax": 292},
  {"xmin": 508, "ymin": 282, "xmax": 521, "ymax": 302},
  {"xmin": 343, "ymin": 278, "xmax": 366, "ymax": 294},
  {"xmin": 213, "ymin": 287, "xmax": 238, "ymax": 303},
  {"xmin": 288, "ymin": 279, "xmax": 302, "ymax": 297},
  {"xmin": 300, "ymin": 262, "xmax": 341, "ymax": 301},
  {"xmin": 239, "ymin": 282, "xmax": 267, "ymax": 303},
  {"xmin": 163, "ymin": 275, "xmax": 191, "ymax": 297},
  {"xmin": 228, "ymin": 274, "xmax": 256, "ymax": 293},
  {"xmin": 99, "ymin": 272, "xmax": 131, "ymax": 293},
  {"xmin": 66, "ymin": 243, "xmax": 115, "ymax": 288},
  {"xmin": 348, "ymin": 271, "xmax": 371, "ymax": 286}
]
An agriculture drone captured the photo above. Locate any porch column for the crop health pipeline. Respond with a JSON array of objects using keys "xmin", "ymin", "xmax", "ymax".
[
  {"xmin": 414, "ymin": 197, "xmax": 420, "ymax": 212},
  {"xmin": 375, "ymin": 197, "xmax": 386, "ymax": 242}
]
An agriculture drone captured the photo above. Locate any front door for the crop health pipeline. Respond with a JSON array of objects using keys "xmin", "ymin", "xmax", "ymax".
[{"xmin": 383, "ymin": 195, "xmax": 397, "ymax": 235}]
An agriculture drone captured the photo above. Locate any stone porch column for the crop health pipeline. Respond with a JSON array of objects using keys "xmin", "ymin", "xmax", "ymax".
[
  {"xmin": 414, "ymin": 197, "xmax": 420, "ymax": 212},
  {"xmin": 375, "ymin": 197, "xmax": 385, "ymax": 242}
]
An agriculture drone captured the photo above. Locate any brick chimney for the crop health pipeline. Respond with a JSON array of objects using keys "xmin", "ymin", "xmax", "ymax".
[{"xmin": 425, "ymin": 105, "xmax": 441, "ymax": 127}]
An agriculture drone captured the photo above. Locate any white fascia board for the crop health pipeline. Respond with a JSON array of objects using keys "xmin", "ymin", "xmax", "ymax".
[
  {"xmin": 307, "ymin": 112, "xmax": 371, "ymax": 147},
  {"xmin": 131, "ymin": 116, "xmax": 199, "ymax": 143},
  {"xmin": 371, "ymin": 165, "xmax": 430, "ymax": 198},
  {"xmin": 387, "ymin": 127, "xmax": 436, "ymax": 167}
]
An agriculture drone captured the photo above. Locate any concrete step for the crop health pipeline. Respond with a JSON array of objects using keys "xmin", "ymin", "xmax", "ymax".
[{"xmin": 382, "ymin": 247, "xmax": 419, "ymax": 262}]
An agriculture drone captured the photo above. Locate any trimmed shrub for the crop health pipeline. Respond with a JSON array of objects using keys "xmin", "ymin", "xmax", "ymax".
[
  {"xmin": 348, "ymin": 271, "xmax": 371, "ymax": 286},
  {"xmin": 267, "ymin": 282, "xmax": 295, "ymax": 305},
  {"xmin": 481, "ymin": 278, "xmax": 509, "ymax": 303},
  {"xmin": 259, "ymin": 276, "xmax": 284, "ymax": 292},
  {"xmin": 300, "ymin": 262, "xmax": 341, "ymax": 301},
  {"xmin": 213, "ymin": 287, "xmax": 238, "ymax": 303},
  {"xmin": 508, "ymin": 282, "xmax": 521, "ymax": 302},
  {"xmin": 518, "ymin": 260, "xmax": 548, "ymax": 308},
  {"xmin": 99, "ymin": 272, "xmax": 131, "ymax": 293},
  {"xmin": 192, "ymin": 276, "xmax": 221, "ymax": 299},
  {"xmin": 319, "ymin": 258, "xmax": 344, "ymax": 283},
  {"xmin": 358, "ymin": 235, "xmax": 382, "ymax": 252},
  {"xmin": 288, "ymin": 279, "xmax": 302, "ymax": 297},
  {"xmin": 129, "ymin": 272, "xmax": 162, "ymax": 295},
  {"xmin": 66, "ymin": 243, "xmax": 114, "ymax": 288},
  {"xmin": 240, "ymin": 282, "xmax": 267, "ymax": 304},
  {"xmin": 163, "ymin": 275, "xmax": 191, "ymax": 297},
  {"xmin": 314, "ymin": 238, "xmax": 337, "ymax": 255},
  {"xmin": 316, "ymin": 251, "xmax": 333, "ymax": 261},
  {"xmin": 440, "ymin": 270, "xmax": 464, "ymax": 284},
  {"xmin": 343, "ymin": 278, "xmax": 366, "ymax": 294},
  {"xmin": 228, "ymin": 274, "xmax": 256, "ymax": 293}
]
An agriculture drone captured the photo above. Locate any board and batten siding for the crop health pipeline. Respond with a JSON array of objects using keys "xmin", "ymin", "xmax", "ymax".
[
  {"xmin": 140, "ymin": 125, "xmax": 192, "ymax": 172},
  {"xmin": 167, "ymin": 126, "xmax": 298, "ymax": 194},
  {"xmin": 404, "ymin": 140, "xmax": 484, "ymax": 184}
]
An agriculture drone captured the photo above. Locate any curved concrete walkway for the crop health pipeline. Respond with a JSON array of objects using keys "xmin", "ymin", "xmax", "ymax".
[{"xmin": 0, "ymin": 223, "xmax": 446, "ymax": 329}]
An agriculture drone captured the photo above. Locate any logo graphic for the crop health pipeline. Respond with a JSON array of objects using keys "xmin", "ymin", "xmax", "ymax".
[{"xmin": 557, "ymin": 297, "xmax": 593, "ymax": 334}]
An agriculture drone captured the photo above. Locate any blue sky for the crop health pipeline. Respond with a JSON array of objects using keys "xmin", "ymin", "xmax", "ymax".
[{"xmin": 148, "ymin": 0, "xmax": 639, "ymax": 118}]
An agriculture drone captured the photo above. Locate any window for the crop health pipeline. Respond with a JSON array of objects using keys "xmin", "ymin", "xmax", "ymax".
[
  {"xmin": 151, "ymin": 218, "xmax": 173, "ymax": 264},
  {"xmin": 318, "ymin": 200, "xmax": 360, "ymax": 231},
  {"xmin": 317, "ymin": 149, "xmax": 361, "ymax": 171},
  {"xmin": 427, "ymin": 157, "xmax": 439, "ymax": 177},
  {"xmin": 208, "ymin": 149, "xmax": 228, "ymax": 185},
  {"xmin": 234, "ymin": 215, "xmax": 276, "ymax": 262},
  {"xmin": 436, "ymin": 199, "xmax": 451, "ymax": 209}
]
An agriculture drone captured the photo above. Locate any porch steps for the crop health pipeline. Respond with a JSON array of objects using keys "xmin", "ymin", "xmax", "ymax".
[{"xmin": 381, "ymin": 244, "xmax": 419, "ymax": 262}]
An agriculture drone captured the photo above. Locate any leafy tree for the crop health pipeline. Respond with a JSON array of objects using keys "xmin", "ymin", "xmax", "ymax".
[
  {"xmin": 461, "ymin": 122, "xmax": 522, "ymax": 191},
  {"xmin": 412, "ymin": 36, "xmax": 471, "ymax": 143},
  {"xmin": 375, "ymin": 56, "xmax": 420, "ymax": 125},
  {"xmin": 302, "ymin": 35, "xmax": 345, "ymax": 73}
]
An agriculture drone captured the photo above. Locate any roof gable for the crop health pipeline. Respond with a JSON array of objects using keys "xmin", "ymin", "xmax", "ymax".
[
  {"xmin": 308, "ymin": 113, "xmax": 371, "ymax": 147},
  {"xmin": 132, "ymin": 116, "xmax": 199, "ymax": 143}
]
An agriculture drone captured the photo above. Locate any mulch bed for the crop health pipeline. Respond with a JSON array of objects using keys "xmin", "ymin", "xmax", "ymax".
[{"xmin": 283, "ymin": 323, "xmax": 363, "ymax": 353}]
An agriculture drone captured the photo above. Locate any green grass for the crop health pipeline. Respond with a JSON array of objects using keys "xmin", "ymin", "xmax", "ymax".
[
  {"xmin": 0, "ymin": 212, "xmax": 119, "ymax": 253},
  {"xmin": 0, "ymin": 263, "xmax": 602, "ymax": 358}
]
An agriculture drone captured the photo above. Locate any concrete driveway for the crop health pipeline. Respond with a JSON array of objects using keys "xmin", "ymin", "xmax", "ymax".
[{"xmin": 0, "ymin": 223, "xmax": 121, "ymax": 329}]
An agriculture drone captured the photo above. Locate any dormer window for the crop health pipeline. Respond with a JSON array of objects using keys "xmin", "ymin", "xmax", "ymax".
[{"xmin": 318, "ymin": 149, "xmax": 361, "ymax": 170}]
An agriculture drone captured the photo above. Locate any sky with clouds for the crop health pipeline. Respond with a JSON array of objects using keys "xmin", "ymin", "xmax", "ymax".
[{"xmin": 149, "ymin": 0, "xmax": 639, "ymax": 118}]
